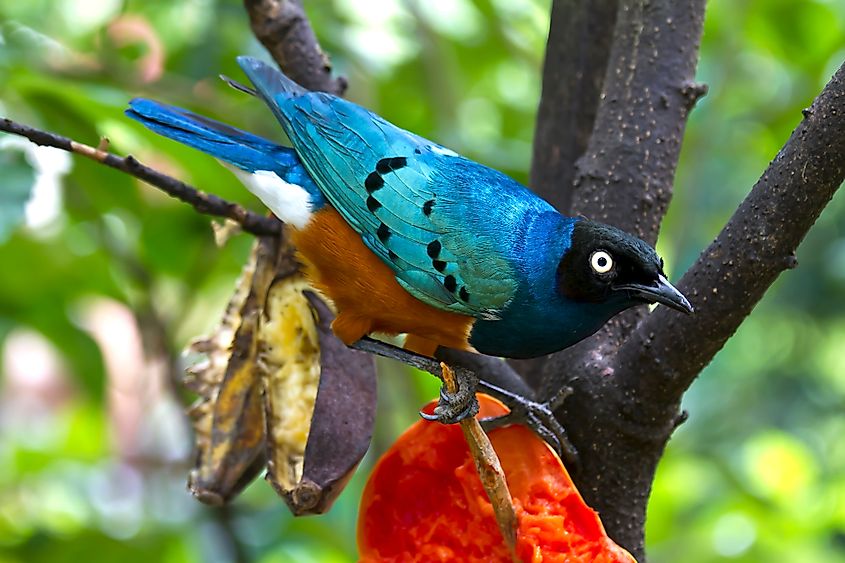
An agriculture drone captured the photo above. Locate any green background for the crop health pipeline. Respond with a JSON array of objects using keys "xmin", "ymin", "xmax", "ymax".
[{"xmin": 1, "ymin": 0, "xmax": 844, "ymax": 561}]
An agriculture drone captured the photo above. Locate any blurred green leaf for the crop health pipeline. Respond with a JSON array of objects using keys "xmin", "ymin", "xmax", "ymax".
[{"xmin": 0, "ymin": 146, "xmax": 35, "ymax": 243}]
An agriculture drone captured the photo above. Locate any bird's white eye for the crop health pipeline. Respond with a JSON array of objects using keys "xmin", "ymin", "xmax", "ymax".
[{"xmin": 590, "ymin": 251, "xmax": 613, "ymax": 274}]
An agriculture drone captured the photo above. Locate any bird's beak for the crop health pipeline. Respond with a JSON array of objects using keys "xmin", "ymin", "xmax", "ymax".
[{"xmin": 615, "ymin": 274, "xmax": 694, "ymax": 314}]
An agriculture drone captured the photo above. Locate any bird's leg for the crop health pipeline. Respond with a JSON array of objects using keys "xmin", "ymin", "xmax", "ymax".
[
  {"xmin": 350, "ymin": 337, "xmax": 479, "ymax": 424},
  {"xmin": 434, "ymin": 348, "xmax": 579, "ymax": 466},
  {"xmin": 419, "ymin": 365, "xmax": 479, "ymax": 424},
  {"xmin": 351, "ymin": 337, "xmax": 578, "ymax": 465},
  {"xmin": 477, "ymin": 381, "xmax": 578, "ymax": 468}
]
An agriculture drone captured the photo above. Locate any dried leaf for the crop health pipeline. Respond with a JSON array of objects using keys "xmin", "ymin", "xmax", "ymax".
[{"xmin": 186, "ymin": 236, "xmax": 278, "ymax": 504}]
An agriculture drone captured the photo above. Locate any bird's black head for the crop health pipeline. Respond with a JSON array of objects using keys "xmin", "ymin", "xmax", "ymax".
[{"xmin": 557, "ymin": 220, "xmax": 693, "ymax": 314}]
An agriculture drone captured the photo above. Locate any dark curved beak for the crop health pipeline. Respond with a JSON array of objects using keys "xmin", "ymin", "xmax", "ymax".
[{"xmin": 615, "ymin": 274, "xmax": 694, "ymax": 314}]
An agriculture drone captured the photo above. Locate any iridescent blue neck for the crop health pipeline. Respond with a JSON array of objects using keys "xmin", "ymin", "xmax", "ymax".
[{"xmin": 468, "ymin": 213, "xmax": 631, "ymax": 358}]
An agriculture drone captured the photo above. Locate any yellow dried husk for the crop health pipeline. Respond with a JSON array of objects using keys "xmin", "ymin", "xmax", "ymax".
[{"xmin": 259, "ymin": 276, "xmax": 321, "ymax": 491}]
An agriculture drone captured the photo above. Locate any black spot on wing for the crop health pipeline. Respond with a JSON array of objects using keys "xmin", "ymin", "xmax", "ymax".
[
  {"xmin": 444, "ymin": 275, "xmax": 457, "ymax": 293},
  {"xmin": 423, "ymin": 199, "xmax": 435, "ymax": 216},
  {"xmin": 366, "ymin": 196, "xmax": 382, "ymax": 212},
  {"xmin": 365, "ymin": 172, "xmax": 384, "ymax": 192},
  {"xmin": 433, "ymin": 260, "xmax": 447, "ymax": 272},
  {"xmin": 377, "ymin": 223, "xmax": 391, "ymax": 243},
  {"xmin": 375, "ymin": 156, "xmax": 408, "ymax": 174},
  {"xmin": 375, "ymin": 159, "xmax": 391, "ymax": 174},
  {"xmin": 459, "ymin": 287, "xmax": 470, "ymax": 302},
  {"xmin": 427, "ymin": 240, "xmax": 442, "ymax": 259}
]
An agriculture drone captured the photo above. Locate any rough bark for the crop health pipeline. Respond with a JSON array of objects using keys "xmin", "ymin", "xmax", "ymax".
[
  {"xmin": 554, "ymin": 60, "xmax": 845, "ymax": 560},
  {"xmin": 538, "ymin": 0, "xmax": 708, "ymax": 393},
  {"xmin": 530, "ymin": 0, "xmax": 619, "ymax": 212},
  {"xmin": 243, "ymin": 0, "xmax": 346, "ymax": 95},
  {"xmin": 615, "ymin": 61, "xmax": 845, "ymax": 411}
]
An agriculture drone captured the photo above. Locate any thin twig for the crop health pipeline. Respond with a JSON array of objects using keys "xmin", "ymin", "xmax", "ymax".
[
  {"xmin": 440, "ymin": 363, "xmax": 518, "ymax": 561},
  {"xmin": 0, "ymin": 117, "xmax": 280, "ymax": 237},
  {"xmin": 355, "ymin": 337, "xmax": 520, "ymax": 557}
]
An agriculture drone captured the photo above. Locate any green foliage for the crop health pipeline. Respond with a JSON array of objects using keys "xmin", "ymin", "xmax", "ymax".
[
  {"xmin": 0, "ymin": 0, "xmax": 843, "ymax": 561},
  {"xmin": 0, "ymin": 148, "xmax": 34, "ymax": 243}
]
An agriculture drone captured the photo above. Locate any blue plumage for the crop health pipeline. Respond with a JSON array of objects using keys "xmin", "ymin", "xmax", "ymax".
[
  {"xmin": 126, "ymin": 56, "xmax": 692, "ymax": 359},
  {"xmin": 237, "ymin": 57, "xmax": 541, "ymax": 320}
]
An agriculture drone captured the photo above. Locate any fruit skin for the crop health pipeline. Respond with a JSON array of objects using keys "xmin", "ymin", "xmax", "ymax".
[{"xmin": 358, "ymin": 394, "xmax": 636, "ymax": 563}]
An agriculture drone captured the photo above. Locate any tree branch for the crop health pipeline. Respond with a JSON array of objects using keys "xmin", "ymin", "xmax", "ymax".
[
  {"xmin": 572, "ymin": 0, "xmax": 707, "ymax": 239},
  {"xmin": 243, "ymin": 0, "xmax": 346, "ymax": 95},
  {"xmin": 0, "ymin": 117, "xmax": 281, "ymax": 237},
  {"xmin": 615, "ymin": 59, "xmax": 845, "ymax": 410},
  {"xmin": 530, "ymin": 0, "xmax": 619, "ymax": 212}
]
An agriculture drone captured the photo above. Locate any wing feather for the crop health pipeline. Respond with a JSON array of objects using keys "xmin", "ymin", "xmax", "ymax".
[{"xmin": 273, "ymin": 92, "xmax": 546, "ymax": 317}]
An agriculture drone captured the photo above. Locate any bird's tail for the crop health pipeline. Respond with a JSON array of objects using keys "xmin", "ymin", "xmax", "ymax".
[
  {"xmin": 126, "ymin": 98, "xmax": 325, "ymax": 224},
  {"xmin": 126, "ymin": 97, "xmax": 299, "ymax": 174}
]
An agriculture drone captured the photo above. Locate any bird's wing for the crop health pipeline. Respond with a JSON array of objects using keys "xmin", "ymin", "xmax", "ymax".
[{"xmin": 280, "ymin": 93, "xmax": 522, "ymax": 318}]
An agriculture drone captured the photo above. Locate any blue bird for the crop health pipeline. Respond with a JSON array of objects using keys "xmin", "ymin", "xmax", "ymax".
[{"xmin": 126, "ymin": 56, "xmax": 692, "ymax": 363}]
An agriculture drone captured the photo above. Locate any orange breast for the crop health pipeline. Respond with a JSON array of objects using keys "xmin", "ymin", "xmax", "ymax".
[{"xmin": 290, "ymin": 207, "xmax": 475, "ymax": 357}]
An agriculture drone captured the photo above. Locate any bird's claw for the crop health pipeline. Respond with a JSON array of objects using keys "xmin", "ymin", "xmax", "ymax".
[
  {"xmin": 478, "ymin": 384, "xmax": 578, "ymax": 468},
  {"xmin": 419, "ymin": 367, "xmax": 479, "ymax": 424}
]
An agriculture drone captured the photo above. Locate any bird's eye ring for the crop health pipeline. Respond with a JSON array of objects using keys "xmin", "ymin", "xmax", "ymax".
[{"xmin": 590, "ymin": 250, "xmax": 613, "ymax": 274}]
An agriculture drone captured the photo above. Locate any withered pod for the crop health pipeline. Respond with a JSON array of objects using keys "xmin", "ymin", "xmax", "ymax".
[{"xmin": 185, "ymin": 234, "xmax": 376, "ymax": 513}]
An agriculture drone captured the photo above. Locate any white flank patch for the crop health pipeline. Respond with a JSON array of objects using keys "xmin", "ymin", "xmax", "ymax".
[{"xmin": 226, "ymin": 165, "xmax": 313, "ymax": 229}]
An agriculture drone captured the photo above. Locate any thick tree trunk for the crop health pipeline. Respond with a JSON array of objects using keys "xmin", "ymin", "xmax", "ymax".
[{"xmin": 529, "ymin": 1, "xmax": 707, "ymax": 556}]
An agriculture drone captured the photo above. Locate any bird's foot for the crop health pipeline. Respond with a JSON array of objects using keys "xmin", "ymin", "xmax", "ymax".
[
  {"xmin": 420, "ymin": 365, "xmax": 479, "ymax": 424},
  {"xmin": 478, "ymin": 382, "xmax": 578, "ymax": 467}
]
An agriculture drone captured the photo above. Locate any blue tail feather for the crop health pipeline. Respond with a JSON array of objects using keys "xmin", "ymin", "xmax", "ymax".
[
  {"xmin": 126, "ymin": 98, "xmax": 291, "ymax": 172},
  {"xmin": 125, "ymin": 98, "xmax": 323, "ymax": 206}
]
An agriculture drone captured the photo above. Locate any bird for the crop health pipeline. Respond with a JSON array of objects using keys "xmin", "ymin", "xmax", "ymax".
[{"xmin": 126, "ymin": 56, "xmax": 692, "ymax": 363}]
